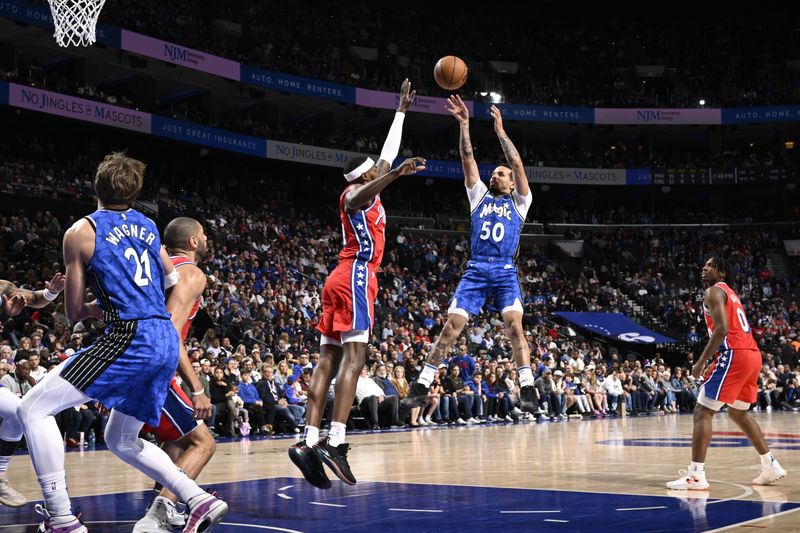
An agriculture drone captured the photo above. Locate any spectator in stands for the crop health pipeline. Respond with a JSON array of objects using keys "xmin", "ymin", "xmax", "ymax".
[
  {"xmin": 282, "ymin": 375, "xmax": 306, "ymax": 424},
  {"xmin": 355, "ymin": 366, "xmax": 403, "ymax": 429},
  {"xmin": 238, "ymin": 370, "xmax": 269, "ymax": 435},
  {"xmin": 27, "ymin": 352, "xmax": 46, "ymax": 383},
  {"xmin": 468, "ymin": 372, "xmax": 487, "ymax": 421},
  {"xmin": 209, "ymin": 366, "xmax": 235, "ymax": 436},
  {"xmin": 390, "ymin": 365, "xmax": 422, "ymax": 426},
  {"xmin": 0, "ymin": 359, "xmax": 33, "ymax": 396},
  {"xmin": 534, "ymin": 368, "xmax": 556, "ymax": 418},
  {"xmin": 274, "ymin": 360, "xmax": 292, "ymax": 389},
  {"xmin": 443, "ymin": 365, "xmax": 473, "ymax": 424},
  {"xmin": 602, "ymin": 368, "xmax": 624, "ymax": 416},
  {"xmin": 256, "ymin": 365, "xmax": 299, "ymax": 434}
]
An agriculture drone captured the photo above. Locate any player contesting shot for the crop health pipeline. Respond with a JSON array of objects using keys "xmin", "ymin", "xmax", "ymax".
[{"xmin": 289, "ymin": 79, "xmax": 425, "ymax": 488}]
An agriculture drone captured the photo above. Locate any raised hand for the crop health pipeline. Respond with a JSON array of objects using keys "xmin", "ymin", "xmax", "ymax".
[
  {"xmin": 397, "ymin": 78, "xmax": 416, "ymax": 113},
  {"xmin": 396, "ymin": 157, "xmax": 427, "ymax": 176},
  {"xmin": 489, "ymin": 104, "xmax": 505, "ymax": 135},
  {"xmin": 47, "ymin": 272, "xmax": 66, "ymax": 294},
  {"xmin": 445, "ymin": 95, "xmax": 469, "ymax": 124}
]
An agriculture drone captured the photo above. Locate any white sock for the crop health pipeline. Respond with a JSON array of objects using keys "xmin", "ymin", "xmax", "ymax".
[
  {"xmin": 518, "ymin": 366, "xmax": 534, "ymax": 388},
  {"xmin": 0, "ymin": 455, "xmax": 10, "ymax": 476},
  {"xmin": 328, "ymin": 422, "xmax": 346, "ymax": 447},
  {"xmin": 417, "ymin": 364, "xmax": 437, "ymax": 388},
  {"xmin": 760, "ymin": 452, "xmax": 775, "ymax": 466},
  {"xmin": 39, "ymin": 470, "xmax": 72, "ymax": 516},
  {"xmin": 304, "ymin": 426, "xmax": 320, "ymax": 447},
  {"xmin": 690, "ymin": 461, "xmax": 705, "ymax": 473}
]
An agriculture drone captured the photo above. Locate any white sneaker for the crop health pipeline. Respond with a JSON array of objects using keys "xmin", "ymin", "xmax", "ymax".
[
  {"xmin": 504, "ymin": 415, "xmax": 514, "ymax": 422},
  {"xmin": 0, "ymin": 477, "xmax": 27, "ymax": 507},
  {"xmin": 133, "ymin": 497, "xmax": 172, "ymax": 533},
  {"xmin": 666, "ymin": 469, "xmax": 710, "ymax": 490},
  {"xmin": 164, "ymin": 498, "xmax": 187, "ymax": 528},
  {"xmin": 35, "ymin": 504, "xmax": 87, "ymax": 533},
  {"xmin": 417, "ymin": 418, "xmax": 428, "ymax": 426},
  {"xmin": 456, "ymin": 418, "xmax": 467, "ymax": 425},
  {"xmin": 752, "ymin": 459, "xmax": 787, "ymax": 485},
  {"xmin": 423, "ymin": 415, "xmax": 433, "ymax": 424},
  {"xmin": 512, "ymin": 407, "xmax": 523, "ymax": 415},
  {"xmin": 184, "ymin": 493, "xmax": 228, "ymax": 533},
  {"xmin": 466, "ymin": 417, "xmax": 478, "ymax": 424}
]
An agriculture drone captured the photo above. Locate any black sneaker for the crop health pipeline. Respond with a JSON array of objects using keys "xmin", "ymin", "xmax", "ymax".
[
  {"xmin": 314, "ymin": 438, "xmax": 357, "ymax": 486},
  {"xmin": 519, "ymin": 385, "xmax": 537, "ymax": 413},
  {"xmin": 401, "ymin": 382, "xmax": 429, "ymax": 408},
  {"xmin": 289, "ymin": 441, "xmax": 332, "ymax": 489}
]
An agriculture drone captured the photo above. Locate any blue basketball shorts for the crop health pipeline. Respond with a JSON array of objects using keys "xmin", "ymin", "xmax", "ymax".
[
  {"xmin": 449, "ymin": 259, "xmax": 524, "ymax": 318},
  {"xmin": 60, "ymin": 318, "xmax": 180, "ymax": 426}
]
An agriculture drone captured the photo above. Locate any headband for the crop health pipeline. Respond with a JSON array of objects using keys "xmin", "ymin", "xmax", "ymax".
[{"xmin": 344, "ymin": 157, "xmax": 375, "ymax": 182}]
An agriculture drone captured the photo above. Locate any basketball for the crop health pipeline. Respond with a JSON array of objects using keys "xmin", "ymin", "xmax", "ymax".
[{"xmin": 433, "ymin": 55, "xmax": 468, "ymax": 91}]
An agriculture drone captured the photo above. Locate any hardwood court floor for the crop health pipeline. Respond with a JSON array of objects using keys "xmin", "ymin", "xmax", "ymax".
[{"xmin": 2, "ymin": 412, "xmax": 798, "ymax": 532}]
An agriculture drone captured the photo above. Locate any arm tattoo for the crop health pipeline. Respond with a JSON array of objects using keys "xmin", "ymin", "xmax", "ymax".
[
  {"xmin": 498, "ymin": 133, "xmax": 521, "ymax": 165},
  {"xmin": 459, "ymin": 123, "xmax": 474, "ymax": 160},
  {"xmin": 375, "ymin": 160, "xmax": 390, "ymax": 175},
  {"xmin": 0, "ymin": 281, "xmax": 16, "ymax": 298}
]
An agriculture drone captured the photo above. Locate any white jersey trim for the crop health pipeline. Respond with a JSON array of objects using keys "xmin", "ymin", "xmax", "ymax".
[
  {"xmin": 467, "ymin": 180, "xmax": 489, "ymax": 213},
  {"xmin": 511, "ymin": 189, "xmax": 533, "ymax": 220}
]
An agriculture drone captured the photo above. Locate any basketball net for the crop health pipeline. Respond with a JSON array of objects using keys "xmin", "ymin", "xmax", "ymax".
[{"xmin": 47, "ymin": 0, "xmax": 107, "ymax": 47}]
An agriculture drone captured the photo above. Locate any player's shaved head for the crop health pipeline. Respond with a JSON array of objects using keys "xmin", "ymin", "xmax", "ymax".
[{"xmin": 164, "ymin": 217, "xmax": 202, "ymax": 250}]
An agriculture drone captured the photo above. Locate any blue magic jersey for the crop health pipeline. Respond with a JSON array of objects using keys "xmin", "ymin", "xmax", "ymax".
[
  {"xmin": 468, "ymin": 180, "xmax": 531, "ymax": 260},
  {"xmin": 84, "ymin": 208, "xmax": 170, "ymax": 322}
]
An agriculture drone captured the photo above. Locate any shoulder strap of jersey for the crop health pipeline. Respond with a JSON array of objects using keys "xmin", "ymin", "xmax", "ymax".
[
  {"xmin": 83, "ymin": 214, "xmax": 97, "ymax": 232},
  {"xmin": 712, "ymin": 282, "xmax": 729, "ymax": 302}
]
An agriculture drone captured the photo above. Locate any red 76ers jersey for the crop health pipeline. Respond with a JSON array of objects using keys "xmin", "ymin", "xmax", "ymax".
[
  {"xmin": 169, "ymin": 255, "xmax": 202, "ymax": 341},
  {"xmin": 337, "ymin": 186, "xmax": 386, "ymax": 269},
  {"xmin": 703, "ymin": 282, "xmax": 759, "ymax": 352}
]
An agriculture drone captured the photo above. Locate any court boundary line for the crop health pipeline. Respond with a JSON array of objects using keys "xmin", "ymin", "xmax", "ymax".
[{"xmin": 704, "ymin": 506, "xmax": 800, "ymax": 532}]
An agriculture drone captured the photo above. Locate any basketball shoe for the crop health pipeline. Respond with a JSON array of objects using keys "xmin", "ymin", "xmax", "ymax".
[
  {"xmin": 0, "ymin": 477, "xmax": 27, "ymax": 507},
  {"xmin": 35, "ymin": 505, "xmax": 86, "ymax": 533},
  {"xmin": 183, "ymin": 492, "xmax": 228, "ymax": 533},
  {"xmin": 666, "ymin": 467, "xmax": 710, "ymax": 490},
  {"xmin": 133, "ymin": 496, "xmax": 172, "ymax": 533},
  {"xmin": 519, "ymin": 385, "xmax": 537, "ymax": 412},
  {"xmin": 315, "ymin": 438, "xmax": 357, "ymax": 485},
  {"xmin": 752, "ymin": 458, "xmax": 786, "ymax": 485},
  {"xmin": 289, "ymin": 441, "xmax": 332, "ymax": 489}
]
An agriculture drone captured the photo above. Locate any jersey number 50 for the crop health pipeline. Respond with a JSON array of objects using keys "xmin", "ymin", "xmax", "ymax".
[
  {"xmin": 125, "ymin": 247, "xmax": 153, "ymax": 287},
  {"xmin": 479, "ymin": 221, "xmax": 505, "ymax": 242}
]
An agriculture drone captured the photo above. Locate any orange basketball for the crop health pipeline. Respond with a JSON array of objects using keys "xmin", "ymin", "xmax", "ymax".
[{"xmin": 433, "ymin": 56, "xmax": 468, "ymax": 91}]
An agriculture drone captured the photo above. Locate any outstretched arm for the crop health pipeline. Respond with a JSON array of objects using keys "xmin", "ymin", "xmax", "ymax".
[
  {"xmin": 344, "ymin": 157, "xmax": 426, "ymax": 212},
  {"xmin": 0, "ymin": 272, "xmax": 65, "ymax": 310},
  {"xmin": 375, "ymin": 79, "xmax": 416, "ymax": 175},
  {"xmin": 490, "ymin": 105, "xmax": 529, "ymax": 198},
  {"xmin": 445, "ymin": 95, "xmax": 479, "ymax": 189}
]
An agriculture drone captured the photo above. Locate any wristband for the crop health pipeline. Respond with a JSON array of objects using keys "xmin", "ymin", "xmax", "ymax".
[
  {"xmin": 191, "ymin": 390, "xmax": 206, "ymax": 397},
  {"xmin": 43, "ymin": 288, "xmax": 59, "ymax": 301}
]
